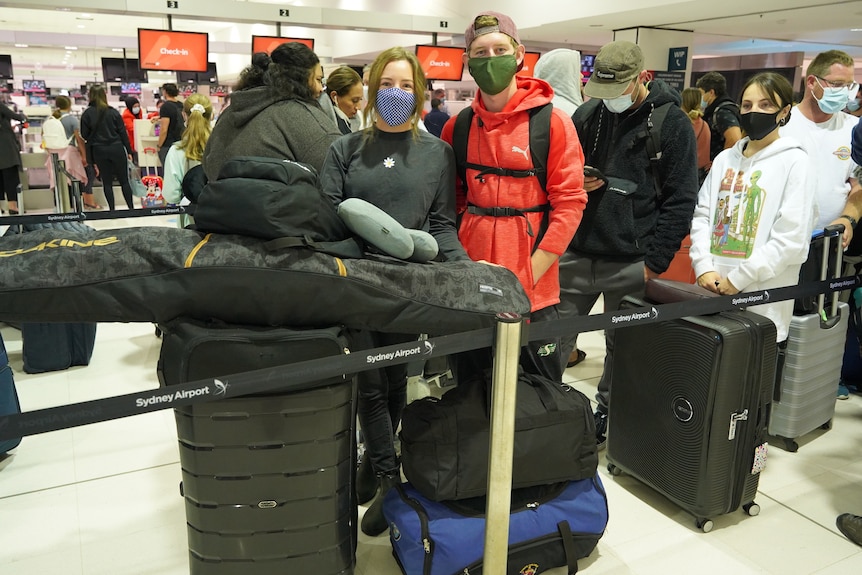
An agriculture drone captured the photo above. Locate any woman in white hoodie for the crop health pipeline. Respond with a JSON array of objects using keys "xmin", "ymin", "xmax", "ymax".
[{"xmin": 690, "ymin": 72, "xmax": 815, "ymax": 344}]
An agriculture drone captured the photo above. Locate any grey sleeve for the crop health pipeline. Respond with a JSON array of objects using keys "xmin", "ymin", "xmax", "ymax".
[{"xmin": 319, "ymin": 139, "xmax": 349, "ymax": 208}]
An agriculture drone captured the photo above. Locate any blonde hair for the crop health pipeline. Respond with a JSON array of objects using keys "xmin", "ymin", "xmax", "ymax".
[
  {"xmin": 179, "ymin": 93, "xmax": 213, "ymax": 162},
  {"xmin": 362, "ymin": 46, "xmax": 426, "ymax": 137},
  {"xmin": 681, "ymin": 87, "xmax": 703, "ymax": 121}
]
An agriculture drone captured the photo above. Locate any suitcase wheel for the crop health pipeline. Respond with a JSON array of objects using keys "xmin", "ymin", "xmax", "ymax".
[
  {"xmin": 696, "ymin": 518, "xmax": 714, "ymax": 533},
  {"xmin": 607, "ymin": 463, "xmax": 622, "ymax": 477},
  {"xmin": 742, "ymin": 502, "xmax": 760, "ymax": 517},
  {"xmin": 782, "ymin": 437, "xmax": 799, "ymax": 453}
]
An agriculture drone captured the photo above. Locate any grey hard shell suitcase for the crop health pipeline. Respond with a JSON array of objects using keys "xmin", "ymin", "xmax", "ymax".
[
  {"xmin": 768, "ymin": 226, "xmax": 847, "ymax": 452},
  {"xmin": 608, "ymin": 298, "xmax": 776, "ymax": 532},
  {"xmin": 157, "ymin": 318, "xmax": 357, "ymax": 575}
]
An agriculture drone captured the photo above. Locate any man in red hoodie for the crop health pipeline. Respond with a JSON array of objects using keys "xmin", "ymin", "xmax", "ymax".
[{"xmin": 440, "ymin": 11, "xmax": 587, "ymax": 382}]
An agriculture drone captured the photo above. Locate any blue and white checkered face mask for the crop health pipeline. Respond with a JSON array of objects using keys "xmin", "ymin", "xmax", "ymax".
[{"xmin": 376, "ymin": 87, "xmax": 415, "ymax": 127}]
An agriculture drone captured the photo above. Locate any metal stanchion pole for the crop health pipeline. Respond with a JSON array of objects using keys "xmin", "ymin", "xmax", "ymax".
[{"xmin": 483, "ymin": 312, "xmax": 523, "ymax": 573}]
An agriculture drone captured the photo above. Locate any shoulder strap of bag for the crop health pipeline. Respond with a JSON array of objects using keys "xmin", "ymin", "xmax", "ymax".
[
  {"xmin": 263, "ymin": 235, "xmax": 365, "ymax": 259},
  {"xmin": 453, "ymin": 104, "xmax": 551, "ymax": 191},
  {"xmin": 453, "ymin": 103, "xmax": 553, "ymax": 251},
  {"xmin": 710, "ymin": 100, "xmax": 739, "ymax": 133},
  {"xmin": 643, "ymin": 102, "xmax": 673, "ymax": 199}
]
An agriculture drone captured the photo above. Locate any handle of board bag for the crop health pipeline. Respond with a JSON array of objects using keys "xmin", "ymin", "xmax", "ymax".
[{"xmin": 818, "ymin": 223, "xmax": 845, "ymax": 329}]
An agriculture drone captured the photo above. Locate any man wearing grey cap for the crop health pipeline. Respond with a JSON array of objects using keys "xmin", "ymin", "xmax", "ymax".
[
  {"xmin": 558, "ymin": 40, "xmax": 699, "ymax": 449},
  {"xmin": 441, "ymin": 11, "xmax": 587, "ymax": 383}
]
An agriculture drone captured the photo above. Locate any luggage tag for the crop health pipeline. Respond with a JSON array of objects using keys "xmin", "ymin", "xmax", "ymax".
[{"xmin": 751, "ymin": 442, "xmax": 768, "ymax": 474}]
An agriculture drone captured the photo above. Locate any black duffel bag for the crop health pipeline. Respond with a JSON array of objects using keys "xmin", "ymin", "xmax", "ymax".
[
  {"xmin": 194, "ymin": 156, "xmax": 351, "ymax": 243},
  {"xmin": 400, "ymin": 370, "xmax": 598, "ymax": 502}
]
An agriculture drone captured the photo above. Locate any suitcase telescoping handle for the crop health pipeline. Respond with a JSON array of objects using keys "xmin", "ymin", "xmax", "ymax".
[{"xmin": 817, "ymin": 223, "xmax": 845, "ymax": 329}]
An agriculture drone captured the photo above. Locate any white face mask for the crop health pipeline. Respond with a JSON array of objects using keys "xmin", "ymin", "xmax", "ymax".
[{"xmin": 603, "ymin": 82, "xmax": 636, "ymax": 114}]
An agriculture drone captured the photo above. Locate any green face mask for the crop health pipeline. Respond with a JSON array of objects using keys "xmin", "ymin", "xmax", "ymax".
[{"xmin": 468, "ymin": 55, "xmax": 518, "ymax": 95}]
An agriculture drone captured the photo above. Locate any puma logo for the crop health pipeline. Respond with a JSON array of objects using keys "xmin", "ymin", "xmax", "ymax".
[{"xmin": 512, "ymin": 145, "xmax": 529, "ymax": 160}]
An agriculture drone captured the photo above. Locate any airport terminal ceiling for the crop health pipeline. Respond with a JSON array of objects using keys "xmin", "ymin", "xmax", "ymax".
[{"xmin": 1, "ymin": 0, "xmax": 862, "ymax": 88}]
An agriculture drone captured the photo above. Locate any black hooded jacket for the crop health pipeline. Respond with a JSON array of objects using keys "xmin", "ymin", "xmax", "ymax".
[{"xmin": 569, "ymin": 79, "xmax": 698, "ymax": 274}]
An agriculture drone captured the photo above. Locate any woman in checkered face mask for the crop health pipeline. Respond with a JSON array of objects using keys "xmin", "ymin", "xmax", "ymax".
[{"xmin": 318, "ymin": 46, "xmax": 470, "ymax": 538}]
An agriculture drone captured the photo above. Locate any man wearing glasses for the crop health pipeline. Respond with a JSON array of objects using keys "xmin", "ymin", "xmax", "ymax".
[{"xmin": 780, "ymin": 50, "xmax": 861, "ymax": 251}]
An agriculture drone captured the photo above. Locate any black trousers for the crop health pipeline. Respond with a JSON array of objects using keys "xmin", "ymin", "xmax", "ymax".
[
  {"xmin": 92, "ymin": 144, "xmax": 134, "ymax": 210},
  {"xmin": 0, "ymin": 165, "xmax": 21, "ymax": 203},
  {"xmin": 352, "ymin": 330, "xmax": 415, "ymax": 476}
]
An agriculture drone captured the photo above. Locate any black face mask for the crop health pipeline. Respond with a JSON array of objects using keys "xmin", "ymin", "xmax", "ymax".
[{"xmin": 740, "ymin": 110, "xmax": 781, "ymax": 141}]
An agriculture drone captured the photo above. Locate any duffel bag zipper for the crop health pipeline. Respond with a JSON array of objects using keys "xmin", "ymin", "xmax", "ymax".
[{"xmin": 396, "ymin": 484, "xmax": 435, "ymax": 575}]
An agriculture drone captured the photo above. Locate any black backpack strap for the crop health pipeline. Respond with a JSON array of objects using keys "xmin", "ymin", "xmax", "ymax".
[
  {"xmin": 710, "ymin": 100, "xmax": 740, "ymax": 134},
  {"xmin": 453, "ymin": 107, "xmax": 475, "ymax": 189},
  {"xmin": 527, "ymin": 103, "xmax": 552, "ymax": 250},
  {"xmin": 528, "ymin": 103, "xmax": 552, "ymax": 192},
  {"xmin": 466, "ymin": 203, "xmax": 550, "ymax": 237},
  {"xmin": 264, "ymin": 236, "xmax": 365, "ymax": 259},
  {"xmin": 558, "ymin": 520, "xmax": 579, "ymax": 574},
  {"xmin": 643, "ymin": 102, "xmax": 672, "ymax": 200},
  {"xmin": 453, "ymin": 103, "xmax": 553, "ymax": 252}
]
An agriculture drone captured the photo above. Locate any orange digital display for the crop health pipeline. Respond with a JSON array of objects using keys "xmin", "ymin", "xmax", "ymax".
[
  {"xmin": 251, "ymin": 36, "xmax": 315, "ymax": 56},
  {"xmin": 517, "ymin": 51, "xmax": 541, "ymax": 77},
  {"xmin": 138, "ymin": 29, "xmax": 209, "ymax": 73},
  {"xmin": 415, "ymin": 45, "xmax": 465, "ymax": 81}
]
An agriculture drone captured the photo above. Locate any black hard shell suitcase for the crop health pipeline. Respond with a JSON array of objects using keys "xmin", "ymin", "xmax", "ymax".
[
  {"xmin": 21, "ymin": 322, "xmax": 96, "ymax": 374},
  {"xmin": 157, "ymin": 318, "xmax": 357, "ymax": 575},
  {"xmin": 608, "ymin": 298, "xmax": 776, "ymax": 532}
]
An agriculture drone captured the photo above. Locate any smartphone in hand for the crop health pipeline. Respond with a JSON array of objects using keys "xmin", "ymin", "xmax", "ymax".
[{"xmin": 584, "ymin": 165, "xmax": 605, "ymax": 180}]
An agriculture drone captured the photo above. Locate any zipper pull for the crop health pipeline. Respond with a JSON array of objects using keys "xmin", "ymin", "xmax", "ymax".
[
  {"xmin": 728, "ymin": 409, "xmax": 749, "ymax": 440},
  {"xmin": 526, "ymin": 501, "xmax": 539, "ymax": 509},
  {"xmin": 423, "ymin": 538, "xmax": 431, "ymax": 553}
]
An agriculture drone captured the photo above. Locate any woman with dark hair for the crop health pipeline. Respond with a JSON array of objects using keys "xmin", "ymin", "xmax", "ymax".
[
  {"xmin": 122, "ymin": 96, "xmax": 143, "ymax": 162},
  {"xmin": 691, "ymin": 71, "xmax": 815, "ymax": 347},
  {"xmin": 319, "ymin": 46, "xmax": 468, "ymax": 537},
  {"xmin": 203, "ymin": 42, "xmax": 341, "ymax": 181},
  {"xmin": 80, "ymin": 84, "xmax": 135, "ymax": 210},
  {"xmin": 319, "ymin": 66, "xmax": 364, "ymax": 135}
]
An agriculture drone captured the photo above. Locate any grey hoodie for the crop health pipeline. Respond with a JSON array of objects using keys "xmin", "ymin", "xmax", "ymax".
[
  {"xmin": 203, "ymin": 86, "xmax": 341, "ymax": 182},
  {"xmin": 533, "ymin": 49, "xmax": 584, "ymax": 117}
]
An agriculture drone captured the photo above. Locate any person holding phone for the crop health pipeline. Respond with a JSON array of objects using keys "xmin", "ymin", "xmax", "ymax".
[{"xmin": 557, "ymin": 40, "xmax": 699, "ymax": 450}]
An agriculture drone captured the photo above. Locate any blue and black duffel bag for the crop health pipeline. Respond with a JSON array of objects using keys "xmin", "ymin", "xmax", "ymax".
[{"xmin": 383, "ymin": 475, "xmax": 609, "ymax": 575}]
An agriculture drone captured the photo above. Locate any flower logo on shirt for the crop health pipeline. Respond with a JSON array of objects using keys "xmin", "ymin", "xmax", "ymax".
[{"xmin": 383, "ymin": 157, "xmax": 395, "ymax": 168}]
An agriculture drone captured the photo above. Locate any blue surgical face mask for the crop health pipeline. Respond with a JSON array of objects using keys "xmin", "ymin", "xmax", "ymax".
[
  {"xmin": 847, "ymin": 98, "xmax": 861, "ymax": 113},
  {"xmin": 700, "ymin": 98, "xmax": 708, "ymax": 110},
  {"xmin": 814, "ymin": 80, "xmax": 851, "ymax": 115},
  {"xmin": 603, "ymin": 87, "xmax": 635, "ymax": 114}
]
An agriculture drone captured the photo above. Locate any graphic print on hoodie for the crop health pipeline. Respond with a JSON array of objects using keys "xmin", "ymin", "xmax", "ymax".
[{"xmin": 711, "ymin": 167, "xmax": 768, "ymax": 258}]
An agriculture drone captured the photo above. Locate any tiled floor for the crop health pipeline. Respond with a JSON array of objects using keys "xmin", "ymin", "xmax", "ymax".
[{"xmin": 1, "ymin": 215, "xmax": 862, "ymax": 574}]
